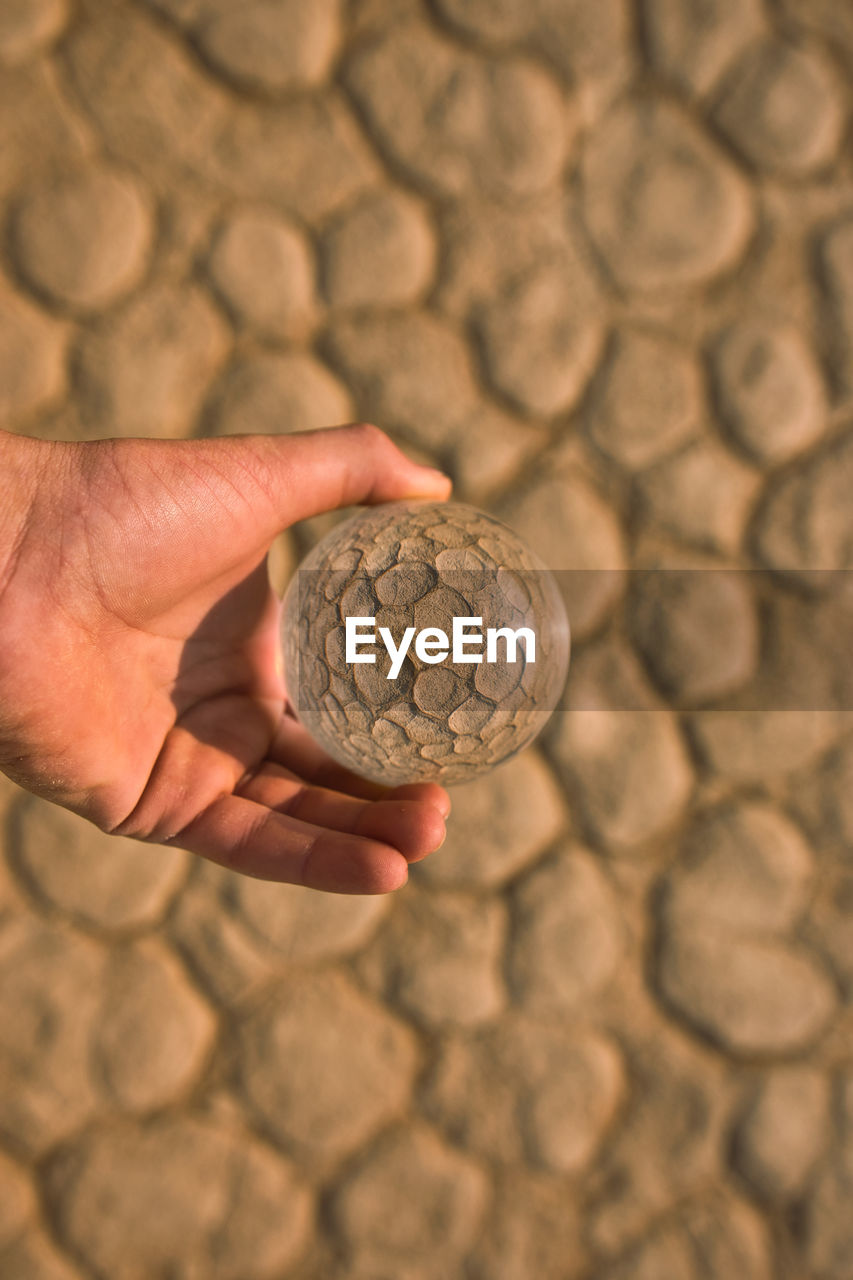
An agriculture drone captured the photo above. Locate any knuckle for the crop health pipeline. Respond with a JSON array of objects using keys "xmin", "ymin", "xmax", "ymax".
[{"xmin": 352, "ymin": 421, "xmax": 389, "ymax": 448}]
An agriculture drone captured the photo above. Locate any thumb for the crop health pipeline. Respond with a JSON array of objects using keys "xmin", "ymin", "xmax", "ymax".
[{"xmin": 214, "ymin": 423, "xmax": 452, "ymax": 532}]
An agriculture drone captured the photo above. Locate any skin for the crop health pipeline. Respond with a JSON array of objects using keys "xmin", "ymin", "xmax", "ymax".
[{"xmin": 0, "ymin": 423, "xmax": 452, "ymax": 894}]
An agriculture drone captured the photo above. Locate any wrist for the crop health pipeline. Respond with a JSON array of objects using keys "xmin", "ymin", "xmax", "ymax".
[{"xmin": 0, "ymin": 429, "xmax": 45, "ymax": 607}]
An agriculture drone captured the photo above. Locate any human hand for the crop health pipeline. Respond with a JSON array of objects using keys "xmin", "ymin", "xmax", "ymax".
[{"xmin": 0, "ymin": 424, "xmax": 452, "ymax": 894}]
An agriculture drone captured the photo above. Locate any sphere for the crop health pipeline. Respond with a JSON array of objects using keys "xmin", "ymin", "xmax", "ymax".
[{"xmin": 281, "ymin": 501, "xmax": 569, "ymax": 786}]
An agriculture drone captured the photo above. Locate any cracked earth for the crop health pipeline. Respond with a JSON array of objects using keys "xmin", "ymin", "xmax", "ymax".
[{"xmin": 1, "ymin": 0, "xmax": 853, "ymax": 1276}]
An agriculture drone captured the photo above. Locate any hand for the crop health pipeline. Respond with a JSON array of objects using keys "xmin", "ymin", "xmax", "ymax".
[{"xmin": 0, "ymin": 424, "xmax": 452, "ymax": 894}]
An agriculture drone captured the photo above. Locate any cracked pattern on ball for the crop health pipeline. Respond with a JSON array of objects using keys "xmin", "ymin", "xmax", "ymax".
[{"xmin": 281, "ymin": 502, "xmax": 569, "ymax": 785}]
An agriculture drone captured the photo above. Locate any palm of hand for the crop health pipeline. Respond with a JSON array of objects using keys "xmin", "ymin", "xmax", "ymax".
[{"xmin": 0, "ymin": 429, "xmax": 449, "ymax": 893}]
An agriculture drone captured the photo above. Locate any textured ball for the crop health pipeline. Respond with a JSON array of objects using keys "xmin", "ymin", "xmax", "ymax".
[{"xmin": 281, "ymin": 501, "xmax": 570, "ymax": 785}]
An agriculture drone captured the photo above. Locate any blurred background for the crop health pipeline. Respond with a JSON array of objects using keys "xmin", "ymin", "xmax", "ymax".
[{"xmin": 1, "ymin": 0, "xmax": 853, "ymax": 1276}]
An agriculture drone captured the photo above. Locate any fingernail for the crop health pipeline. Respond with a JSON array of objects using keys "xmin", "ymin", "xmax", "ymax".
[{"xmin": 412, "ymin": 467, "xmax": 452, "ymax": 490}]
